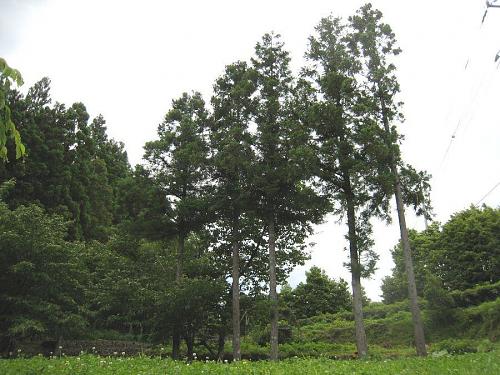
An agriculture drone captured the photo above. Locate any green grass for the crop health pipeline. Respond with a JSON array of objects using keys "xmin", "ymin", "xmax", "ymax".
[{"xmin": 1, "ymin": 351, "xmax": 499, "ymax": 375}]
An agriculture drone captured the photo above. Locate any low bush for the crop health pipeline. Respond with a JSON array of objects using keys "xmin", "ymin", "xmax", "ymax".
[
  {"xmin": 458, "ymin": 298, "xmax": 500, "ymax": 340},
  {"xmin": 431, "ymin": 339, "xmax": 479, "ymax": 354},
  {"xmin": 451, "ymin": 281, "xmax": 500, "ymax": 308}
]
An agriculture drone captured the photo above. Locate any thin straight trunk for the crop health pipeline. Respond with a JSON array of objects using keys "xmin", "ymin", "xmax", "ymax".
[
  {"xmin": 217, "ymin": 327, "xmax": 226, "ymax": 361},
  {"xmin": 345, "ymin": 189, "xmax": 368, "ymax": 358},
  {"xmin": 172, "ymin": 232, "xmax": 185, "ymax": 360},
  {"xmin": 379, "ymin": 91, "xmax": 427, "ymax": 356},
  {"xmin": 172, "ymin": 330, "xmax": 180, "ymax": 360},
  {"xmin": 394, "ymin": 182, "xmax": 427, "ymax": 356},
  {"xmin": 231, "ymin": 239, "xmax": 241, "ymax": 361},
  {"xmin": 185, "ymin": 330, "xmax": 194, "ymax": 360},
  {"xmin": 176, "ymin": 232, "xmax": 184, "ymax": 281},
  {"xmin": 268, "ymin": 216, "xmax": 279, "ymax": 361}
]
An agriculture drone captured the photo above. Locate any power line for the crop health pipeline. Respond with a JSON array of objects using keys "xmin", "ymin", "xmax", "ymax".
[
  {"xmin": 437, "ymin": 1, "xmax": 499, "ymax": 175},
  {"xmin": 482, "ymin": 0, "xmax": 500, "ymax": 25},
  {"xmin": 476, "ymin": 180, "xmax": 500, "ymax": 205},
  {"xmin": 438, "ymin": 120, "xmax": 460, "ymax": 171}
]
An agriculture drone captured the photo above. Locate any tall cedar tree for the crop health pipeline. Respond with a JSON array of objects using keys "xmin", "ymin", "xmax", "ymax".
[
  {"xmin": 304, "ymin": 16, "xmax": 392, "ymax": 357},
  {"xmin": 144, "ymin": 92, "xmax": 211, "ymax": 359},
  {"xmin": 210, "ymin": 61, "xmax": 257, "ymax": 360},
  {"xmin": 0, "ymin": 78, "xmax": 129, "ymax": 241},
  {"xmin": 252, "ymin": 33, "xmax": 325, "ymax": 360},
  {"xmin": 350, "ymin": 4, "xmax": 431, "ymax": 356}
]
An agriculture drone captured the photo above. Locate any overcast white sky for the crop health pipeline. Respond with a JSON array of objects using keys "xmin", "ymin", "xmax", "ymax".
[{"xmin": 1, "ymin": 0, "xmax": 499, "ymax": 300}]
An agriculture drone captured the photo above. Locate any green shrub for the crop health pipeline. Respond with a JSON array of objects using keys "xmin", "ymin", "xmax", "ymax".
[
  {"xmin": 476, "ymin": 339, "xmax": 496, "ymax": 353},
  {"xmin": 425, "ymin": 276, "xmax": 456, "ymax": 327},
  {"xmin": 459, "ymin": 298, "xmax": 500, "ymax": 340},
  {"xmin": 432, "ymin": 339, "xmax": 478, "ymax": 354},
  {"xmin": 451, "ymin": 281, "xmax": 500, "ymax": 307}
]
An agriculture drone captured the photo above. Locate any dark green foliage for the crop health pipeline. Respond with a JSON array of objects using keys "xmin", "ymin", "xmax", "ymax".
[
  {"xmin": 80, "ymin": 238, "xmax": 155, "ymax": 337},
  {"xmin": 450, "ymin": 281, "xmax": 500, "ymax": 308},
  {"xmin": 0, "ymin": 201, "xmax": 87, "ymax": 341},
  {"xmin": 460, "ymin": 298, "xmax": 500, "ymax": 340},
  {"xmin": 251, "ymin": 32, "xmax": 328, "ymax": 359},
  {"xmin": 424, "ymin": 275, "xmax": 456, "ymax": 327},
  {"xmin": 0, "ymin": 78, "xmax": 130, "ymax": 241},
  {"xmin": 1, "ymin": 11, "xmax": 499, "ymax": 364},
  {"xmin": 114, "ymin": 165, "xmax": 172, "ymax": 240},
  {"xmin": 382, "ymin": 206, "xmax": 500, "ymax": 303},
  {"xmin": 438, "ymin": 206, "xmax": 500, "ymax": 290},
  {"xmin": 287, "ymin": 267, "xmax": 351, "ymax": 320},
  {"xmin": 144, "ymin": 92, "xmax": 211, "ymax": 247},
  {"xmin": 431, "ymin": 339, "xmax": 480, "ymax": 354},
  {"xmin": 305, "ymin": 15, "xmax": 394, "ymax": 276},
  {"xmin": 210, "ymin": 61, "xmax": 257, "ymax": 232},
  {"xmin": 144, "ymin": 92, "xmax": 213, "ymax": 357},
  {"xmin": 251, "ymin": 32, "xmax": 326, "ymax": 238},
  {"xmin": 381, "ymin": 224, "xmax": 440, "ymax": 304},
  {"xmin": 349, "ymin": 5, "xmax": 430, "ymax": 356}
]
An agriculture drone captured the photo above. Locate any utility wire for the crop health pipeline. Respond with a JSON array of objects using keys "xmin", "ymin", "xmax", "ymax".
[
  {"xmin": 461, "ymin": 65, "xmax": 497, "ymax": 135},
  {"xmin": 438, "ymin": 1, "xmax": 498, "ymax": 175},
  {"xmin": 482, "ymin": 0, "xmax": 500, "ymax": 25},
  {"xmin": 476, "ymin": 180, "xmax": 500, "ymax": 205},
  {"xmin": 438, "ymin": 120, "xmax": 460, "ymax": 171}
]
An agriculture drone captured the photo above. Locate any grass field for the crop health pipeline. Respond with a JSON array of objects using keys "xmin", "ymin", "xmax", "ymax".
[{"xmin": 1, "ymin": 351, "xmax": 499, "ymax": 375}]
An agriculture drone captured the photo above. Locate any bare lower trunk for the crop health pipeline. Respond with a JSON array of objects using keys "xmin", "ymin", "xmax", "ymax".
[
  {"xmin": 346, "ymin": 195, "xmax": 368, "ymax": 358},
  {"xmin": 268, "ymin": 217, "xmax": 279, "ymax": 361},
  {"xmin": 176, "ymin": 232, "xmax": 184, "ymax": 281},
  {"xmin": 217, "ymin": 328, "xmax": 225, "ymax": 361},
  {"xmin": 231, "ymin": 241, "xmax": 241, "ymax": 361},
  {"xmin": 172, "ymin": 233, "xmax": 185, "ymax": 360},
  {"xmin": 172, "ymin": 327, "xmax": 181, "ymax": 360},
  {"xmin": 56, "ymin": 335, "xmax": 63, "ymax": 357},
  {"xmin": 379, "ymin": 91, "xmax": 427, "ymax": 356},
  {"xmin": 394, "ymin": 179, "xmax": 427, "ymax": 356},
  {"xmin": 185, "ymin": 330, "xmax": 194, "ymax": 360}
]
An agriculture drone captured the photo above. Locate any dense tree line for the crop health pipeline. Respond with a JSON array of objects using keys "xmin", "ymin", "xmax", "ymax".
[
  {"xmin": 382, "ymin": 205, "xmax": 500, "ymax": 304},
  {"xmin": 0, "ymin": 4, "xmax": 440, "ymax": 360}
]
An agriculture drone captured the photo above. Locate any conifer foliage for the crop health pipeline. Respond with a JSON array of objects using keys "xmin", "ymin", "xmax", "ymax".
[{"xmin": 0, "ymin": 3, "xmax": 443, "ymax": 361}]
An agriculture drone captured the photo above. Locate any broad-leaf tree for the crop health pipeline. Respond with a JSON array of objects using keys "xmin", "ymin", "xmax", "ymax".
[
  {"xmin": 0, "ymin": 57, "xmax": 25, "ymax": 161},
  {"xmin": 382, "ymin": 205, "xmax": 500, "ymax": 303},
  {"xmin": 0, "ymin": 202, "xmax": 87, "ymax": 344},
  {"xmin": 291, "ymin": 266, "xmax": 351, "ymax": 320}
]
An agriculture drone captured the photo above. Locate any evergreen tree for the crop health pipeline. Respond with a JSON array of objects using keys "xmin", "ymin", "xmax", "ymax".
[
  {"xmin": 1, "ymin": 79, "xmax": 75, "ymax": 216},
  {"xmin": 350, "ymin": 4, "xmax": 431, "ymax": 356},
  {"xmin": 144, "ymin": 92, "xmax": 211, "ymax": 359},
  {"xmin": 1, "ymin": 79, "xmax": 130, "ymax": 241},
  {"xmin": 252, "ymin": 33, "xmax": 325, "ymax": 360},
  {"xmin": 304, "ymin": 15, "xmax": 393, "ymax": 357},
  {"xmin": 210, "ymin": 61, "xmax": 257, "ymax": 360}
]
